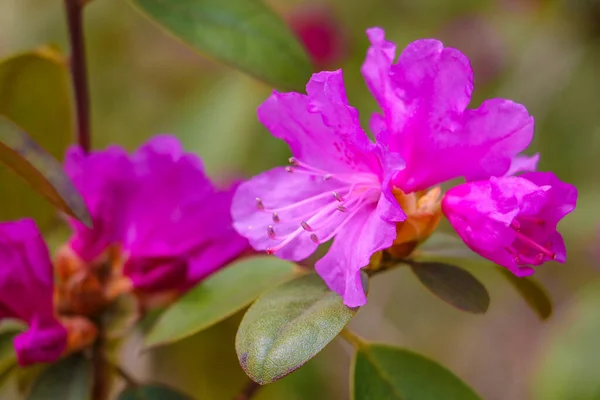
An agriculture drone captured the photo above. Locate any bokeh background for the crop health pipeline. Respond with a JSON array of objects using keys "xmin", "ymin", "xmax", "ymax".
[{"xmin": 1, "ymin": 0, "xmax": 600, "ymax": 398}]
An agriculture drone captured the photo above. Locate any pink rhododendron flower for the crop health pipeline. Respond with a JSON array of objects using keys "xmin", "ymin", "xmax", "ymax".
[
  {"xmin": 442, "ymin": 172, "xmax": 577, "ymax": 276},
  {"xmin": 65, "ymin": 135, "xmax": 249, "ymax": 293},
  {"xmin": 0, "ymin": 219, "xmax": 67, "ymax": 366},
  {"xmin": 362, "ymin": 27, "xmax": 534, "ymax": 192},
  {"xmin": 289, "ymin": 5, "xmax": 347, "ymax": 68},
  {"xmin": 232, "ymin": 70, "xmax": 406, "ymax": 307},
  {"xmin": 232, "ymin": 27, "xmax": 542, "ymax": 306}
]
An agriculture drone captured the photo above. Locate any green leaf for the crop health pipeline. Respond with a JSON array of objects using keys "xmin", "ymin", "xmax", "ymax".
[
  {"xmin": 129, "ymin": 0, "xmax": 312, "ymax": 91},
  {"xmin": 498, "ymin": 267, "xmax": 552, "ymax": 320},
  {"xmin": 236, "ymin": 273, "xmax": 361, "ymax": 384},
  {"xmin": 144, "ymin": 256, "xmax": 299, "ymax": 348},
  {"xmin": 27, "ymin": 354, "xmax": 92, "ymax": 400},
  {"xmin": 0, "ymin": 48, "xmax": 89, "ymax": 227},
  {"xmin": 409, "ymin": 261, "xmax": 490, "ymax": 313},
  {"xmin": 117, "ymin": 384, "xmax": 193, "ymax": 400},
  {"xmin": 0, "ymin": 117, "xmax": 91, "ymax": 226},
  {"xmin": 352, "ymin": 344, "xmax": 482, "ymax": 400}
]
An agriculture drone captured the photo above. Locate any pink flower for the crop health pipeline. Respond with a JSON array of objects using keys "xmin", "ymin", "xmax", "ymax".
[
  {"xmin": 362, "ymin": 28, "xmax": 534, "ymax": 192},
  {"xmin": 442, "ymin": 172, "xmax": 577, "ymax": 276},
  {"xmin": 231, "ymin": 70, "xmax": 406, "ymax": 307},
  {"xmin": 0, "ymin": 219, "xmax": 67, "ymax": 366},
  {"xmin": 289, "ymin": 5, "xmax": 347, "ymax": 68},
  {"xmin": 65, "ymin": 135, "xmax": 249, "ymax": 294}
]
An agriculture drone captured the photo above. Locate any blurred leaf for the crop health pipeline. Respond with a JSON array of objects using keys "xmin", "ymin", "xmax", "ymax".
[
  {"xmin": 117, "ymin": 384, "xmax": 193, "ymax": 400},
  {"xmin": 145, "ymin": 256, "xmax": 298, "ymax": 348},
  {"xmin": 129, "ymin": 0, "xmax": 312, "ymax": 91},
  {"xmin": 533, "ymin": 282, "xmax": 600, "ymax": 400},
  {"xmin": 413, "ymin": 232, "xmax": 480, "ymax": 261},
  {"xmin": 352, "ymin": 344, "xmax": 482, "ymax": 400},
  {"xmin": 236, "ymin": 273, "xmax": 360, "ymax": 384},
  {"xmin": 0, "ymin": 328, "xmax": 20, "ymax": 386},
  {"xmin": 498, "ymin": 267, "xmax": 552, "ymax": 320},
  {"xmin": 0, "ymin": 117, "xmax": 91, "ymax": 226},
  {"xmin": 27, "ymin": 354, "xmax": 92, "ymax": 400},
  {"xmin": 409, "ymin": 261, "xmax": 489, "ymax": 313},
  {"xmin": 0, "ymin": 47, "xmax": 82, "ymax": 227}
]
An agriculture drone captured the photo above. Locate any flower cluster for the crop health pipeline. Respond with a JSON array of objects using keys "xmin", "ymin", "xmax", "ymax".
[
  {"xmin": 232, "ymin": 27, "xmax": 577, "ymax": 307},
  {"xmin": 0, "ymin": 27, "xmax": 578, "ymax": 368},
  {"xmin": 0, "ymin": 136, "xmax": 248, "ymax": 366}
]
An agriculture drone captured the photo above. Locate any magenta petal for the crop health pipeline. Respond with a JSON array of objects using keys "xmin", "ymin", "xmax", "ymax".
[
  {"xmin": 13, "ymin": 317, "xmax": 67, "ymax": 366},
  {"xmin": 258, "ymin": 71, "xmax": 378, "ymax": 174},
  {"xmin": 65, "ymin": 145, "xmax": 135, "ymax": 262},
  {"xmin": 316, "ymin": 199, "xmax": 397, "ymax": 307},
  {"xmin": 442, "ymin": 174, "xmax": 577, "ymax": 276},
  {"xmin": 122, "ymin": 135, "xmax": 249, "ymax": 290},
  {"xmin": 0, "ymin": 219, "xmax": 55, "ymax": 321},
  {"xmin": 0, "ymin": 219, "xmax": 66, "ymax": 365}
]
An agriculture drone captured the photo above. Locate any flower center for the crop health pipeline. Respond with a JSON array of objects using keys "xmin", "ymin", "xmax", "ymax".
[
  {"xmin": 508, "ymin": 216, "xmax": 555, "ymax": 265},
  {"xmin": 255, "ymin": 157, "xmax": 381, "ymax": 254}
]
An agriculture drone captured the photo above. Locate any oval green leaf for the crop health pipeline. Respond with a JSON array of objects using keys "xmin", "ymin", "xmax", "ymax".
[
  {"xmin": 0, "ymin": 117, "xmax": 91, "ymax": 226},
  {"xmin": 129, "ymin": 0, "xmax": 312, "ymax": 91},
  {"xmin": 27, "ymin": 354, "xmax": 92, "ymax": 400},
  {"xmin": 236, "ymin": 273, "xmax": 361, "ymax": 384},
  {"xmin": 352, "ymin": 344, "xmax": 482, "ymax": 400},
  {"xmin": 0, "ymin": 48, "xmax": 90, "ymax": 227},
  {"xmin": 117, "ymin": 384, "xmax": 193, "ymax": 400},
  {"xmin": 498, "ymin": 267, "xmax": 552, "ymax": 320},
  {"xmin": 144, "ymin": 256, "xmax": 299, "ymax": 348},
  {"xmin": 410, "ymin": 261, "xmax": 490, "ymax": 313}
]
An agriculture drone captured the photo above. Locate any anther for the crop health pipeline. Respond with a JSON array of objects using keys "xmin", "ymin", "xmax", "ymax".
[
  {"xmin": 272, "ymin": 212, "xmax": 280, "ymax": 223},
  {"xmin": 255, "ymin": 198, "xmax": 265, "ymax": 210},
  {"xmin": 267, "ymin": 226, "xmax": 276, "ymax": 239},
  {"xmin": 266, "ymin": 248, "xmax": 275, "ymax": 255},
  {"xmin": 288, "ymin": 157, "xmax": 299, "ymax": 166},
  {"xmin": 337, "ymin": 205, "xmax": 347, "ymax": 212},
  {"xmin": 323, "ymin": 174, "xmax": 332, "ymax": 181},
  {"xmin": 310, "ymin": 234, "xmax": 320, "ymax": 243},
  {"xmin": 285, "ymin": 166, "xmax": 294, "ymax": 173},
  {"xmin": 301, "ymin": 221, "xmax": 312, "ymax": 231},
  {"xmin": 333, "ymin": 191, "xmax": 343, "ymax": 202}
]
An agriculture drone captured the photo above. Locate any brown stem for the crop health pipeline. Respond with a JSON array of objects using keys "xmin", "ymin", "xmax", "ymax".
[
  {"xmin": 64, "ymin": 0, "xmax": 91, "ymax": 152},
  {"xmin": 233, "ymin": 380, "xmax": 261, "ymax": 400},
  {"xmin": 91, "ymin": 330, "xmax": 109, "ymax": 400}
]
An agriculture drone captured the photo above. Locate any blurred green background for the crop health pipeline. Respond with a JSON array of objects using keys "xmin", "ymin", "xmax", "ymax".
[{"xmin": 1, "ymin": 0, "xmax": 600, "ymax": 398}]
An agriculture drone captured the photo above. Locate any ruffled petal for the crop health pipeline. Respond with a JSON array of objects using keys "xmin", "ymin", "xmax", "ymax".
[
  {"xmin": 258, "ymin": 71, "xmax": 378, "ymax": 174},
  {"xmin": 315, "ymin": 199, "xmax": 397, "ymax": 307},
  {"xmin": 64, "ymin": 145, "xmax": 135, "ymax": 262}
]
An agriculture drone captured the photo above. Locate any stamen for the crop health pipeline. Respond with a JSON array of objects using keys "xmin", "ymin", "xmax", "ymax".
[
  {"xmin": 288, "ymin": 157, "xmax": 299, "ymax": 166},
  {"xmin": 333, "ymin": 191, "xmax": 343, "ymax": 202},
  {"xmin": 267, "ymin": 226, "xmax": 276, "ymax": 239},
  {"xmin": 310, "ymin": 234, "xmax": 320, "ymax": 243},
  {"xmin": 301, "ymin": 221, "xmax": 312, "ymax": 231},
  {"xmin": 272, "ymin": 212, "xmax": 280, "ymax": 223},
  {"xmin": 514, "ymin": 231, "xmax": 555, "ymax": 258},
  {"xmin": 285, "ymin": 166, "xmax": 294, "ymax": 173},
  {"xmin": 255, "ymin": 198, "xmax": 265, "ymax": 210}
]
